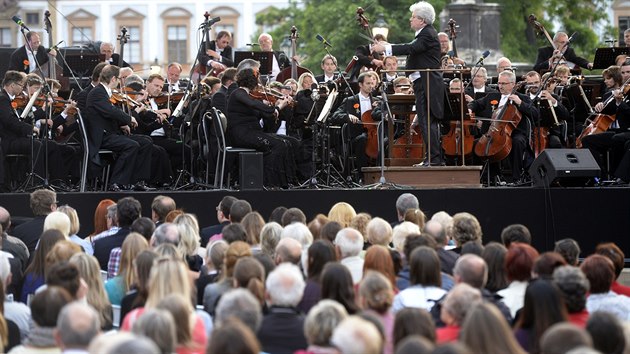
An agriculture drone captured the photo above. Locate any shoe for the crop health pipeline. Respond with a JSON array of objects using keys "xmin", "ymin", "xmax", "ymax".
[
  {"xmin": 134, "ymin": 181, "xmax": 156, "ymax": 191},
  {"xmin": 109, "ymin": 183, "xmax": 123, "ymax": 192}
]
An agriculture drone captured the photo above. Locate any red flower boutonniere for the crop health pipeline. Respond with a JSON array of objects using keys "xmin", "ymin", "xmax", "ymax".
[
  {"xmin": 353, "ymin": 103, "xmax": 360, "ymax": 109},
  {"xmin": 490, "ymin": 99, "xmax": 499, "ymax": 112},
  {"xmin": 11, "ymin": 101, "xmax": 17, "ymax": 109},
  {"xmin": 23, "ymin": 59, "xmax": 29, "ymax": 67}
]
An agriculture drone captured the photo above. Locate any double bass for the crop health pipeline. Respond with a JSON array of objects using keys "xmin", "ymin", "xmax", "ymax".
[
  {"xmin": 275, "ymin": 26, "xmax": 310, "ymax": 83},
  {"xmin": 474, "ymin": 82, "xmax": 526, "ymax": 161}
]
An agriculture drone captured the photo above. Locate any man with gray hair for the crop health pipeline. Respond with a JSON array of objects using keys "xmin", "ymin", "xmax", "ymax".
[
  {"xmin": 258, "ymin": 263, "xmax": 307, "ymax": 354},
  {"xmin": 54, "ymin": 302, "xmax": 101, "ymax": 353},
  {"xmin": 394, "ymin": 193, "xmax": 419, "ymax": 222},
  {"xmin": 150, "ymin": 223, "xmax": 180, "ymax": 247},
  {"xmin": 216, "ymin": 288, "xmax": 262, "ymax": 333},
  {"xmin": 274, "ymin": 237, "xmax": 302, "ymax": 265},
  {"xmin": 464, "ymin": 67, "xmax": 497, "ymax": 103},
  {"xmin": 335, "ymin": 228, "xmax": 364, "ymax": 284},
  {"xmin": 331, "ymin": 316, "xmax": 382, "ymax": 354},
  {"xmin": 533, "ymin": 31, "xmax": 592, "ymax": 72},
  {"xmin": 281, "ymin": 222, "xmax": 313, "ymax": 248},
  {"xmin": 424, "ymin": 219, "xmax": 458, "ymax": 275}
]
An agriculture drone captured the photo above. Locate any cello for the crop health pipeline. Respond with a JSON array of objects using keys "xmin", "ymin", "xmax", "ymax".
[
  {"xmin": 574, "ymin": 82, "xmax": 629, "ymax": 147},
  {"xmin": 442, "ymin": 113, "xmax": 476, "ymax": 161},
  {"xmin": 474, "ymin": 82, "xmax": 526, "ymax": 162},
  {"xmin": 362, "ymin": 110, "xmax": 379, "ymax": 160},
  {"xmin": 275, "ymin": 26, "xmax": 311, "ymax": 83}
]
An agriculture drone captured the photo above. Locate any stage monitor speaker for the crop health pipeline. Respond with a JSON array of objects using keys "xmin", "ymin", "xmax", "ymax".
[
  {"xmin": 239, "ymin": 152, "xmax": 263, "ymax": 190},
  {"xmin": 0, "ymin": 48, "xmax": 16, "ymax": 79},
  {"xmin": 529, "ymin": 149, "xmax": 600, "ymax": 187}
]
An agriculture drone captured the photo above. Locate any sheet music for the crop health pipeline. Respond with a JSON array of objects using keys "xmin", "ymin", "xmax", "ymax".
[{"xmin": 317, "ymin": 88, "xmax": 337, "ymax": 123}]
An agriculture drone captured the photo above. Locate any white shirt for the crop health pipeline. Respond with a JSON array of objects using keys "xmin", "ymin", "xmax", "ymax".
[
  {"xmin": 26, "ymin": 49, "xmax": 36, "ymax": 72},
  {"xmin": 384, "ymin": 28, "xmax": 424, "ymax": 82},
  {"xmin": 101, "ymin": 83, "xmax": 112, "ymax": 97},
  {"xmin": 149, "ymin": 98, "xmax": 165, "ymax": 137},
  {"xmin": 359, "ymin": 93, "xmax": 372, "ymax": 115},
  {"xmin": 498, "ymin": 94, "xmax": 510, "ymax": 109},
  {"xmin": 270, "ymin": 54, "xmax": 281, "ymax": 82},
  {"xmin": 392, "ymin": 285, "xmax": 446, "ymax": 313},
  {"xmin": 341, "ymin": 256, "xmax": 364, "ymax": 284},
  {"xmin": 323, "ymin": 74, "xmax": 335, "ymax": 82}
]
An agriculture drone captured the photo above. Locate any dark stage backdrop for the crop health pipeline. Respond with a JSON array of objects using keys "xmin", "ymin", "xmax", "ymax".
[{"xmin": 2, "ymin": 188, "xmax": 629, "ymax": 257}]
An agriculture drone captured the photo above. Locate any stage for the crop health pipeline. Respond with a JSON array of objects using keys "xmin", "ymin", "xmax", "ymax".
[{"xmin": 1, "ymin": 186, "xmax": 628, "ymax": 256}]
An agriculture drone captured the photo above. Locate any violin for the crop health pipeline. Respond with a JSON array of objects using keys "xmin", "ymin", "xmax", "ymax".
[
  {"xmin": 249, "ymin": 85, "xmax": 294, "ymax": 107},
  {"xmin": 110, "ymin": 90, "xmax": 141, "ymax": 108},
  {"xmin": 152, "ymin": 92, "xmax": 185, "ymax": 109},
  {"xmin": 51, "ymin": 97, "xmax": 78, "ymax": 115},
  {"xmin": 12, "ymin": 94, "xmax": 47, "ymax": 110}
]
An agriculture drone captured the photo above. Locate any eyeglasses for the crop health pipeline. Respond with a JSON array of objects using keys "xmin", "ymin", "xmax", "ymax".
[{"xmin": 497, "ymin": 82, "xmax": 513, "ymax": 86}]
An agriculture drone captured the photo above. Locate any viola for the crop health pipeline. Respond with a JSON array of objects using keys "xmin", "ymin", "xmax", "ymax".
[
  {"xmin": 51, "ymin": 97, "xmax": 78, "ymax": 115},
  {"xmin": 110, "ymin": 90, "xmax": 141, "ymax": 108},
  {"xmin": 249, "ymin": 85, "xmax": 294, "ymax": 107},
  {"xmin": 12, "ymin": 94, "xmax": 47, "ymax": 110}
]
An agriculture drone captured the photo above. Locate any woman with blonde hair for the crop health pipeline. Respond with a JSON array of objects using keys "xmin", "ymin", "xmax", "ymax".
[
  {"xmin": 327, "ymin": 202, "xmax": 356, "ymax": 228},
  {"xmin": 43, "ymin": 211, "xmax": 71, "ymax": 238},
  {"xmin": 241, "ymin": 212, "xmax": 265, "ymax": 250},
  {"xmin": 297, "ymin": 72, "xmax": 317, "ymax": 92},
  {"xmin": 20, "ymin": 229, "xmax": 65, "ymax": 303},
  {"xmin": 105, "ymin": 233, "xmax": 149, "ymax": 305},
  {"xmin": 69, "ymin": 253, "xmax": 113, "ymax": 329},
  {"xmin": 57, "ymin": 205, "xmax": 93, "ymax": 255},
  {"xmin": 460, "ymin": 303, "xmax": 525, "ymax": 354},
  {"xmin": 404, "ymin": 209, "xmax": 426, "ymax": 229},
  {"xmin": 173, "ymin": 213, "xmax": 203, "ymax": 272},
  {"xmin": 203, "ymin": 241, "xmax": 251, "ymax": 316}
]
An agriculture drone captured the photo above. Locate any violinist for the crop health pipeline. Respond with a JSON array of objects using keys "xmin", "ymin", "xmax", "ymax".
[
  {"xmin": 525, "ymin": 71, "xmax": 570, "ymax": 148},
  {"xmin": 438, "ymin": 32, "xmax": 465, "ymax": 67},
  {"xmin": 100, "ymin": 42, "xmax": 131, "ymax": 68},
  {"xmin": 227, "ymin": 60, "xmax": 296, "ymax": 188},
  {"xmin": 331, "ymin": 72, "xmax": 382, "ymax": 175},
  {"xmin": 464, "ymin": 67, "xmax": 497, "ymax": 102},
  {"xmin": 75, "ymin": 62, "xmax": 108, "ymax": 113},
  {"xmin": 211, "ymin": 68, "xmax": 237, "ymax": 116},
  {"xmin": 468, "ymin": 70, "xmax": 539, "ymax": 183},
  {"xmin": 162, "ymin": 62, "xmax": 185, "ymax": 93}
]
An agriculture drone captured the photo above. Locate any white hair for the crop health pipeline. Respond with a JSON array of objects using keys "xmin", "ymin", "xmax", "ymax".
[
  {"xmin": 392, "ymin": 221, "xmax": 420, "ymax": 252},
  {"xmin": 410, "ymin": 1, "xmax": 436, "ymax": 25},
  {"xmin": 281, "ymin": 223, "xmax": 313, "ymax": 248},
  {"xmin": 334, "ymin": 228, "xmax": 364, "ymax": 258},
  {"xmin": 366, "ymin": 217, "xmax": 393, "ymax": 246},
  {"xmin": 331, "ymin": 316, "xmax": 382, "ymax": 354},
  {"xmin": 44, "ymin": 211, "xmax": 71, "ymax": 238},
  {"xmin": 265, "ymin": 263, "xmax": 305, "ymax": 306}
]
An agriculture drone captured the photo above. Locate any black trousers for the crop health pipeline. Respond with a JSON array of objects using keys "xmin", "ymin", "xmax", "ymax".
[
  {"xmin": 3, "ymin": 137, "xmax": 70, "ymax": 181},
  {"xmin": 151, "ymin": 135, "xmax": 191, "ymax": 172},
  {"xmin": 413, "ymin": 79, "xmax": 442, "ymax": 164}
]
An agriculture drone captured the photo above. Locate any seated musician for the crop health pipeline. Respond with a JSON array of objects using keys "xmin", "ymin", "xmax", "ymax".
[
  {"xmin": 533, "ymin": 32, "xmax": 592, "ymax": 73},
  {"xmin": 211, "ymin": 68, "xmax": 237, "ymax": 115},
  {"xmin": 8, "ymin": 31, "xmax": 55, "ymax": 74},
  {"xmin": 438, "ymin": 32, "xmax": 465, "ymax": 68},
  {"xmin": 162, "ymin": 62, "xmax": 188, "ymax": 93},
  {"xmin": 382, "ymin": 56, "xmax": 399, "ymax": 94},
  {"xmin": 75, "ymin": 62, "xmax": 108, "ymax": 113},
  {"xmin": 468, "ymin": 70, "xmax": 539, "ymax": 183},
  {"xmin": 351, "ymin": 34, "xmax": 387, "ymax": 79},
  {"xmin": 524, "ymin": 71, "xmax": 570, "ymax": 148},
  {"xmin": 202, "ymin": 76, "xmax": 221, "ymax": 96},
  {"xmin": 581, "ymin": 65, "xmax": 630, "ymax": 178},
  {"xmin": 226, "ymin": 59, "xmax": 296, "ymax": 188},
  {"xmin": 46, "ymin": 79, "xmax": 80, "ymax": 145},
  {"xmin": 490, "ymin": 57, "xmax": 514, "ymax": 84},
  {"xmin": 315, "ymin": 54, "xmax": 339, "ymax": 84},
  {"xmin": 283, "ymin": 79, "xmax": 299, "ymax": 96},
  {"xmin": 464, "ymin": 67, "xmax": 497, "ymax": 103},
  {"xmin": 100, "ymin": 42, "xmax": 130, "ymax": 67},
  {"xmin": 330, "ymin": 72, "xmax": 382, "ymax": 175},
  {"xmin": 85, "ymin": 65, "xmax": 153, "ymax": 191},
  {"xmin": 258, "ymin": 33, "xmax": 291, "ymax": 82},
  {"xmin": 199, "ymin": 31, "xmax": 234, "ymax": 76}
]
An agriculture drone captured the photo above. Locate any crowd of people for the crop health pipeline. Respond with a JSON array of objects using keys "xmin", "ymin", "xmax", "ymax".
[{"xmin": 0, "ymin": 188, "xmax": 626, "ymax": 353}]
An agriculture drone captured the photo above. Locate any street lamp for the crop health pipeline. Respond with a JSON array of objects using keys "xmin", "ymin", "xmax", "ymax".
[{"xmin": 372, "ymin": 13, "xmax": 389, "ymax": 40}]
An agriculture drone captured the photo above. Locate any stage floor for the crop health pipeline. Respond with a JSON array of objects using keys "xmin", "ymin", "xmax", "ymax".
[{"xmin": 1, "ymin": 185, "xmax": 628, "ymax": 256}]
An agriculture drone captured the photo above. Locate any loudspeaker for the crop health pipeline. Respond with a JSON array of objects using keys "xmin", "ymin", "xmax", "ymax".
[
  {"xmin": 0, "ymin": 48, "xmax": 16, "ymax": 79},
  {"xmin": 239, "ymin": 152, "xmax": 263, "ymax": 190},
  {"xmin": 529, "ymin": 149, "xmax": 600, "ymax": 187}
]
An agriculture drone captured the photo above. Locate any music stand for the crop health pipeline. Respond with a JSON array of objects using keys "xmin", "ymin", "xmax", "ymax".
[
  {"xmin": 61, "ymin": 52, "xmax": 104, "ymax": 78},
  {"xmin": 234, "ymin": 51, "xmax": 273, "ymax": 75},
  {"xmin": 593, "ymin": 47, "xmax": 630, "ymax": 69},
  {"xmin": 442, "ymin": 69, "xmax": 471, "ymax": 84}
]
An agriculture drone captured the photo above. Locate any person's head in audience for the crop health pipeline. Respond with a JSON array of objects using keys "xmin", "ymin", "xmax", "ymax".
[
  {"xmin": 265, "ymin": 263, "xmax": 305, "ymax": 307},
  {"xmin": 207, "ymin": 318, "xmax": 261, "ymax": 354},
  {"xmin": 553, "ymin": 265, "xmax": 589, "ymax": 315},
  {"xmin": 451, "ymin": 212, "xmax": 482, "ymax": 247},
  {"xmin": 222, "ymin": 223, "xmax": 248, "ymax": 244},
  {"xmin": 241, "ymin": 212, "xmax": 265, "ymax": 246},
  {"xmin": 395, "ymin": 335, "xmax": 434, "ymax": 354},
  {"xmin": 580, "ymin": 254, "xmax": 615, "ymax": 295},
  {"xmin": 514, "ymin": 279, "xmax": 568, "ymax": 353},
  {"xmin": 350, "ymin": 212, "xmax": 372, "ymax": 241},
  {"xmin": 481, "ymin": 242, "xmax": 508, "ymax": 292},
  {"xmin": 108, "ymin": 335, "xmax": 161, "ymax": 354},
  {"xmin": 154, "ymin": 243, "xmax": 184, "ymax": 260},
  {"xmin": 320, "ymin": 221, "xmax": 342, "ymax": 244},
  {"xmin": 356, "ymin": 311, "xmax": 386, "ymax": 351},
  {"xmin": 409, "ymin": 246, "xmax": 441, "ymax": 288},
  {"xmin": 230, "ymin": 200, "xmax": 252, "ymax": 223},
  {"xmin": 393, "ymin": 308, "xmax": 436, "ymax": 347},
  {"xmin": 253, "ymin": 253, "xmax": 275, "ymax": 279},
  {"xmin": 366, "ymin": 217, "xmax": 393, "ymax": 247},
  {"xmin": 403, "ymin": 234, "xmax": 438, "ymax": 264},
  {"xmin": 151, "ymin": 195, "xmax": 176, "ymax": 223},
  {"xmin": 404, "ymin": 209, "xmax": 425, "ymax": 229},
  {"xmin": 505, "ymin": 242, "xmax": 539, "ymax": 283},
  {"xmin": 363, "ymin": 245, "xmax": 396, "ymax": 289},
  {"xmin": 132, "ymin": 217, "xmax": 156, "ymax": 241},
  {"xmin": 46, "ymin": 262, "xmax": 84, "ymax": 300},
  {"xmin": 461, "ymin": 241, "xmax": 484, "ymax": 256},
  {"xmin": 56, "ymin": 205, "xmax": 80, "ymax": 237},
  {"xmin": 392, "ymin": 222, "xmax": 421, "ymax": 253},
  {"xmin": 304, "ymin": 299, "xmax": 348, "ymax": 349},
  {"xmin": 321, "ymin": 262, "xmax": 360, "ymax": 314},
  {"xmin": 205, "ymin": 240, "xmax": 228, "ymax": 273},
  {"xmin": 282, "ymin": 222, "xmax": 314, "ymax": 248},
  {"xmin": 173, "ymin": 213, "xmax": 201, "ymax": 260},
  {"xmin": 307, "ymin": 214, "xmax": 328, "ymax": 240},
  {"xmin": 155, "ymin": 294, "xmax": 196, "ymax": 352},
  {"xmin": 54, "ymin": 302, "xmax": 101, "ymax": 351},
  {"xmin": 151, "ymin": 223, "xmax": 180, "ymax": 247},
  {"xmin": 554, "ymin": 238, "xmax": 581, "ymax": 266},
  {"xmin": 46, "ymin": 241, "xmax": 82, "ymax": 270},
  {"xmin": 223, "ymin": 241, "xmax": 252, "ymax": 279},
  {"xmin": 164, "ymin": 209, "xmax": 184, "ymax": 223},
  {"xmin": 500, "ymin": 224, "xmax": 531, "ymax": 248},
  {"xmin": 307, "ymin": 239, "xmax": 336, "ymax": 280},
  {"xmin": 274, "ymin": 237, "xmax": 302, "ymax": 265},
  {"xmin": 331, "ymin": 316, "xmax": 382, "ymax": 354},
  {"xmin": 69, "ymin": 253, "xmax": 113, "ymax": 329},
  {"xmin": 540, "ymin": 322, "xmax": 592, "ymax": 354},
  {"xmin": 44, "ymin": 211, "xmax": 71, "ymax": 238},
  {"xmin": 327, "ymin": 202, "xmax": 357, "ymax": 228},
  {"xmin": 533, "ymin": 252, "xmax": 567, "ymax": 279},
  {"xmin": 460, "ymin": 302, "xmax": 525, "ymax": 354},
  {"xmin": 595, "ymin": 242, "xmax": 625, "ymax": 283},
  {"xmin": 90, "ymin": 199, "xmax": 115, "ymax": 235},
  {"xmin": 216, "ymin": 196, "xmax": 238, "ymax": 224},
  {"xmin": 359, "ymin": 271, "xmax": 394, "ymax": 314},
  {"xmin": 131, "ymin": 308, "xmax": 176, "ymax": 354},
  {"xmin": 260, "ymin": 222, "xmax": 283, "ymax": 258},
  {"xmin": 335, "ymin": 228, "xmax": 363, "ymax": 260},
  {"xmin": 430, "ymin": 211, "xmax": 453, "ymax": 241},
  {"xmin": 30, "ymin": 189, "xmax": 57, "ymax": 216},
  {"xmin": 453, "ymin": 254, "xmax": 487, "ymax": 289},
  {"xmin": 131, "ymin": 250, "xmax": 160, "ymax": 310},
  {"xmin": 440, "ymin": 283, "xmax": 482, "ymax": 328},
  {"xmin": 588, "ymin": 312, "xmax": 627, "ymax": 354},
  {"xmin": 215, "ymin": 288, "xmax": 262, "ymax": 333},
  {"xmin": 32, "ymin": 286, "xmax": 73, "ymax": 329},
  {"xmin": 395, "ymin": 193, "xmax": 419, "ymax": 222},
  {"xmin": 233, "ymin": 257, "xmax": 265, "ymax": 304},
  {"xmin": 146, "ymin": 258, "xmax": 192, "ymax": 308},
  {"xmin": 26, "ymin": 229, "xmax": 65, "ymax": 278},
  {"xmin": 116, "ymin": 197, "xmax": 142, "ymax": 228},
  {"xmin": 281, "ymin": 207, "xmax": 307, "ymax": 226},
  {"xmin": 120, "ymin": 233, "xmax": 150, "ymax": 291},
  {"xmin": 269, "ymin": 206, "xmax": 288, "ymax": 224},
  {"xmin": 423, "ymin": 220, "xmax": 447, "ymax": 246}
]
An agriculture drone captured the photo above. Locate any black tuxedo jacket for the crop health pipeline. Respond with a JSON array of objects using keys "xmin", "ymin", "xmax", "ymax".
[
  {"xmin": 331, "ymin": 93, "xmax": 382, "ymax": 139},
  {"xmin": 85, "ymin": 84, "xmax": 133, "ymax": 165},
  {"xmin": 211, "ymin": 83, "xmax": 237, "ymax": 115},
  {"xmin": 533, "ymin": 46, "xmax": 590, "ymax": 72},
  {"xmin": 391, "ymin": 25, "xmax": 444, "ymax": 120},
  {"xmin": 8, "ymin": 46, "xmax": 49, "ymax": 73},
  {"xmin": 464, "ymin": 85, "xmax": 498, "ymax": 98},
  {"xmin": 107, "ymin": 54, "xmax": 131, "ymax": 68},
  {"xmin": 314, "ymin": 73, "xmax": 339, "ymax": 83},
  {"xmin": 274, "ymin": 51, "xmax": 291, "ymax": 71},
  {"xmin": 0, "ymin": 90, "xmax": 33, "ymax": 147},
  {"xmin": 199, "ymin": 41, "xmax": 234, "ymax": 68}
]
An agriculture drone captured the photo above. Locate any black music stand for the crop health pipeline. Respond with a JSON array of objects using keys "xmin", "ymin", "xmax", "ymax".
[
  {"xmin": 234, "ymin": 51, "xmax": 273, "ymax": 75},
  {"xmin": 61, "ymin": 52, "xmax": 104, "ymax": 78},
  {"xmin": 442, "ymin": 69, "xmax": 471, "ymax": 84},
  {"xmin": 593, "ymin": 47, "xmax": 630, "ymax": 69}
]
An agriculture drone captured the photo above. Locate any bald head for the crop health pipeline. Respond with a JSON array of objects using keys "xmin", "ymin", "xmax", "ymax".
[
  {"xmin": 453, "ymin": 254, "xmax": 488, "ymax": 289},
  {"xmin": 56, "ymin": 302, "xmax": 101, "ymax": 350},
  {"xmin": 275, "ymin": 237, "xmax": 302, "ymax": 265},
  {"xmin": 423, "ymin": 220, "xmax": 446, "ymax": 246},
  {"xmin": 0, "ymin": 206, "xmax": 10, "ymax": 231}
]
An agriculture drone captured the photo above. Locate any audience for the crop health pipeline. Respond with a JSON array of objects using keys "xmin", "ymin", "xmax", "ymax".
[
  {"xmin": 300, "ymin": 299, "xmax": 348, "ymax": 354},
  {"xmin": 335, "ymin": 228, "xmax": 364, "ymax": 284},
  {"xmin": 54, "ymin": 302, "xmax": 101, "ymax": 353}
]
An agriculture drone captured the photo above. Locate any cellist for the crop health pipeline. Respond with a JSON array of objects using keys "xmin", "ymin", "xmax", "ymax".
[
  {"xmin": 468, "ymin": 70, "xmax": 539, "ymax": 183},
  {"xmin": 525, "ymin": 71, "xmax": 570, "ymax": 149}
]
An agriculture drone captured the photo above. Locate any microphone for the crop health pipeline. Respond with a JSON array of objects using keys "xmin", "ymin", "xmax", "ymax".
[
  {"xmin": 49, "ymin": 40, "xmax": 64, "ymax": 51},
  {"xmin": 316, "ymin": 34, "xmax": 333, "ymax": 48},
  {"xmin": 246, "ymin": 43, "xmax": 260, "ymax": 47},
  {"xmin": 475, "ymin": 50, "xmax": 491, "ymax": 65},
  {"xmin": 12, "ymin": 16, "xmax": 30, "ymax": 31},
  {"xmin": 207, "ymin": 16, "xmax": 221, "ymax": 26}
]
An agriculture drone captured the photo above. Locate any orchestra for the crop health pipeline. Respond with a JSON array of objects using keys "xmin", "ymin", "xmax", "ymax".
[{"xmin": 2, "ymin": 1, "xmax": 630, "ymax": 192}]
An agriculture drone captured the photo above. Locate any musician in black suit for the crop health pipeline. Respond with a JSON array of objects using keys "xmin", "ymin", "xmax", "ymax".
[
  {"xmin": 314, "ymin": 54, "xmax": 339, "ymax": 84},
  {"xmin": 372, "ymin": 1, "xmax": 445, "ymax": 166},
  {"xmin": 331, "ymin": 72, "xmax": 382, "ymax": 175},
  {"xmin": 100, "ymin": 42, "xmax": 131, "ymax": 67},
  {"xmin": 212, "ymin": 68, "xmax": 237, "ymax": 115},
  {"xmin": 351, "ymin": 33, "xmax": 387, "ymax": 80},
  {"xmin": 525, "ymin": 71, "xmax": 571, "ymax": 148},
  {"xmin": 9, "ymin": 32, "xmax": 54, "ymax": 74},
  {"xmin": 469, "ymin": 70, "xmax": 539, "ymax": 182},
  {"xmin": 85, "ymin": 65, "xmax": 151, "ymax": 191},
  {"xmin": 533, "ymin": 32, "xmax": 592, "ymax": 72},
  {"xmin": 258, "ymin": 33, "xmax": 291, "ymax": 81},
  {"xmin": 199, "ymin": 31, "xmax": 234, "ymax": 74}
]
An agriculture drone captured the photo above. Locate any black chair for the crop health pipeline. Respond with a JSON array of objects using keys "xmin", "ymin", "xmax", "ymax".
[{"xmin": 76, "ymin": 110, "xmax": 114, "ymax": 192}]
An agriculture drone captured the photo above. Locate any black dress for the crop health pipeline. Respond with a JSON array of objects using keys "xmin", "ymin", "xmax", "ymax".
[{"xmin": 226, "ymin": 87, "xmax": 296, "ymax": 187}]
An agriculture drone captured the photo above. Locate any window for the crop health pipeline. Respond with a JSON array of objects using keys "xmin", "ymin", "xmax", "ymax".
[
  {"xmin": 0, "ymin": 28, "xmax": 11, "ymax": 48},
  {"xmin": 25, "ymin": 12, "xmax": 39, "ymax": 26},
  {"xmin": 72, "ymin": 27, "xmax": 92, "ymax": 46},
  {"xmin": 167, "ymin": 25, "xmax": 187, "ymax": 63},
  {"xmin": 210, "ymin": 7, "xmax": 239, "ymax": 47},
  {"xmin": 66, "ymin": 10, "xmax": 97, "ymax": 47},
  {"xmin": 620, "ymin": 17, "xmax": 630, "ymax": 44},
  {"xmin": 114, "ymin": 9, "xmax": 145, "ymax": 66},
  {"xmin": 123, "ymin": 26, "xmax": 141, "ymax": 64}
]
